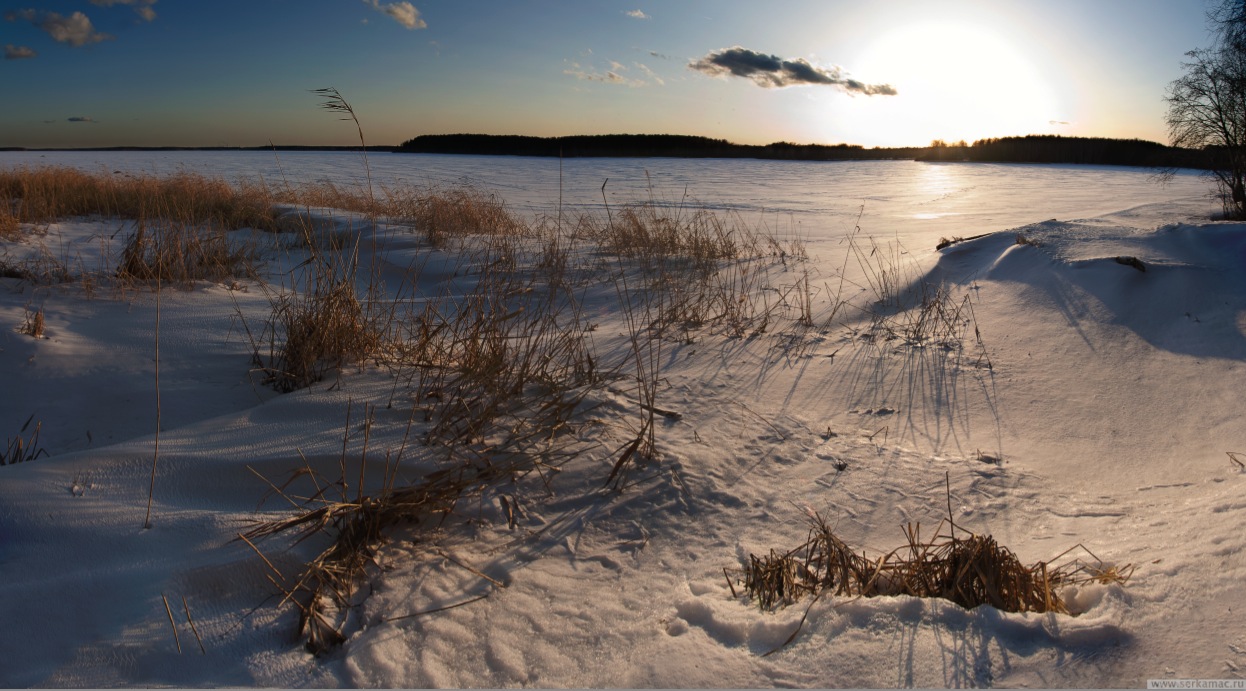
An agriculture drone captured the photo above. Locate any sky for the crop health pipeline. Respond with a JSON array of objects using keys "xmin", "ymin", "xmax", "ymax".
[{"xmin": 0, "ymin": 0, "xmax": 1219, "ymax": 149}]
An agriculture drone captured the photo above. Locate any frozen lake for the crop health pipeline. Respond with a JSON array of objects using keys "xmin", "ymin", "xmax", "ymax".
[{"xmin": 0, "ymin": 149, "xmax": 1216, "ymax": 244}]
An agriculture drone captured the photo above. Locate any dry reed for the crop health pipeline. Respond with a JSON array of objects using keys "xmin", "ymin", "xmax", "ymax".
[
  {"xmin": 0, "ymin": 166, "xmax": 277, "ymax": 230},
  {"xmin": 3, "ymin": 415, "xmax": 47, "ymax": 466},
  {"xmin": 730, "ymin": 508, "xmax": 1133, "ymax": 617},
  {"xmin": 19, "ymin": 305, "xmax": 44, "ymax": 338}
]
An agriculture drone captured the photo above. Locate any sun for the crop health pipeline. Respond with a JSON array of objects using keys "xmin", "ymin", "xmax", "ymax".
[{"xmin": 835, "ymin": 21, "xmax": 1063, "ymax": 146}]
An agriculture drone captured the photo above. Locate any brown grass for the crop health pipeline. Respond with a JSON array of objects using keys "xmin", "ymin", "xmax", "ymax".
[
  {"xmin": 6, "ymin": 99, "xmax": 886, "ymax": 656},
  {"xmin": 115, "ymin": 218, "xmax": 258, "ymax": 286},
  {"xmin": 19, "ymin": 305, "xmax": 44, "ymax": 338},
  {"xmin": 0, "ymin": 205, "xmax": 18, "ymax": 240},
  {"xmin": 0, "ymin": 166, "xmax": 278, "ymax": 230},
  {"xmin": 273, "ymin": 181, "xmax": 526, "ymax": 249},
  {"xmin": 253, "ymin": 238, "xmax": 391, "ymax": 393},
  {"xmin": 240, "ymin": 394, "xmax": 575, "ymax": 653},
  {"xmin": 730, "ymin": 509, "xmax": 1132, "ymax": 618},
  {"xmin": 0, "ymin": 166, "xmax": 279, "ymax": 288},
  {"xmin": 3, "ymin": 415, "xmax": 48, "ymax": 466}
]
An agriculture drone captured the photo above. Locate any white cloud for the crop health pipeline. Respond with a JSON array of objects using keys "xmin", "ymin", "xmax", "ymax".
[
  {"xmin": 363, "ymin": 0, "xmax": 426, "ymax": 30},
  {"xmin": 88, "ymin": 0, "xmax": 158, "ymax": 22},
  {"xmin": 625, "ymin": 10, "xmax": 650, "ymax": 20},
  {"xmin": 635, "ymin": 62, "xmax": 664, "ymax": 86},
  {"xmin": 4, "ymin": 44, "xmax": 37, "ymax": 59},
  {"xmin": 6, "ymin": 10, "xmax": 114, "ymax": 47},
  {"xmin": 564, "ymin": 61, "xmax": 648, "ymax": 88}
]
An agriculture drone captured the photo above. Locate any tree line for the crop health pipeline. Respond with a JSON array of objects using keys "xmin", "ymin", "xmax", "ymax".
[
  {"xmin": 398, "ymin": 132, "xmax": 1226, "ymax": 169},
  {"xmin": 916, "ymin": 135, "xmax": 1211, "ymax": 168},
  {"xmin": 397, "ymin": 133, "xmax": 922, "ymax": 160}
]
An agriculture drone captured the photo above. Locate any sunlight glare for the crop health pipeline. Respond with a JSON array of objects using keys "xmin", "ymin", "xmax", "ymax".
[{"xmin": 845, "ymin": 22, "xmax": 1061, "ymax": 146}]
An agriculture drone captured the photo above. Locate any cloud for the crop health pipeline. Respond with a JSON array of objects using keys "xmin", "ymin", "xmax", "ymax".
[
  {"xmin": 6, "ymin": 9, "xmax": 113, "ymax": 47},
  {"xmin": 1049, "ymin": 120, "xmax": 1071, "ymax": 126},
  {"xmin": 88, "ymin": 0, "xmax": 158, "ymax": 22},
  {"xmin": 625, "ymin": 10, "xmax": 650, "ymax": 20},
  {"xmin": 363, "ymin": 0, "xmax": 426, "ymax": 29},
  {"xmin": 564, "ymin": 61, "xmax": 647, "ymax": 87},
  {"xmin": 635, "ymin": 62, "xmax": 664, "ymax": 86},
  {"xmin": 4, "ymin": 44, "xmax": 36, "ymax": 59},
  {"xmin": 67, "ymin": 116, "xmax": 96, "ymax": 123},
  {"xmin": 689, "ymin": 46, "xmax": 896, "ymax": 95}
]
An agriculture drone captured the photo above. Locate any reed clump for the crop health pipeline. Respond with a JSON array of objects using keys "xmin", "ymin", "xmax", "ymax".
[
  {"xmin": 255, "ymin": 242, "xmax": 391, "ymax": 393},
  {"xmin": 243, "ymin": 451, "xmax": 517, "ymax": 653},
  {"xmin": 730, "ymin": 510, "xmax": 1133, "ymax": 615},
  {"xmin": 0, "ymin": 205, "xmax": 18, "ymax": 240},
  {"xmin": 115, "ymin": 218, "xmax": 258, "ymax": 286},
  {"xmin": 400, "ymin": 244, "xmax": 600, "ymax": 455},
  {"xmin": 3, "ymin": 415, "xmax": 48, "ymax": 466},
  {"xmin": 404, "ymin": 186, "xmax": 527, "ymax": 247},
  {"xmin": 0, "ymin": 166, "xmax": 278, "ymax": 230},
  {"xmin": 273, "ymin": 181, "xmax": 527, "ymax": 249},
  {"xmin": 0, "ymin": 166, "xmax": 277, "ymax": 288},
  {"xmin": 19, "ymin": 305, "xmax": 44, "ymax": 338}
]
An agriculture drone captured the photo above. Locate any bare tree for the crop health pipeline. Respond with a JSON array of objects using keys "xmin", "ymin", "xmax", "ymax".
[{"xmin": 1166, "ymin": 1, "xmax": 1246, "ymax": 217}]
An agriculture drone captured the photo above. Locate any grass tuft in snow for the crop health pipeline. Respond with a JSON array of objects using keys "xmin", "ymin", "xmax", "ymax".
[
  {"xmin": 729, "ymin": 503, "xmax": 1133, "ymax": 635},
  {"xmin": 115, "ymin": 218, "xmax": 258, "ymax": 286},
  {"xmin": 0, "ymin": 205, "xmax": 17, "ymax": 241},
  {"xmin": 254, "ymin": 243, "xmax": 389, "ymax": 393},
  {"xmin": 3, "ymin": 414, "xmax": 48, "ymax": 466},
  {"xmin": 1227, "ymin": 451, "xmax": 1246, "ymax": 471},
  {"xmin": 18, "ymin": 304, "xmax": 44, "ymax": 338}
]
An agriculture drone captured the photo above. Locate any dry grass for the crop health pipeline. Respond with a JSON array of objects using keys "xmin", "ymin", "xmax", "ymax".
[
  {"xmin": 0, "ymin": 247, "xmax": 76, "ymax": 285},
  {"xmin": 3, "ymin": 415, "xmax": 48, "ymax": 466},
  {"xmin": 19, "ymin": 305, "xmax": 44, "ymax": 338},
  {"xmin": 407, "ymin": 266, "xmax": 598, "ymax": 453},
  {"xmin": 0, "ymin": 206, "xmax": 18, "ymax": 241},
  {"xmin": 0, "ymin": 166, "xmax": 277, "ymax": 230},
  {"xmin": 251, "ymin": 233, "xmax": 392, "ymax": 393},
  {"xmin": 0, "ymin": 166, "xmax": 279, "ymax": 289},
  {"xmin": 241, "ymin": 394, "xmax": 586, "ymax": 653},
  {"xmin": 273, "ymin": 181, "xmax": 527, "ymax": 249},
  {"xmin": 4, "ymin": 96, "xmax": 968, "ymax": 656},
  {"xmin": 824, "ymin": 223, "xmax": 992, "ymax": 367},
  {"xmin": 730, "ymin": 508, "xmax": 1133, "ymax": 618},
  {"xmin": 115, "ymin": 218, "xmax": 258, "ymax": 286},
  {"xmin": 401, "ymin": 186, "xmax": 527, "ymax": 247}
]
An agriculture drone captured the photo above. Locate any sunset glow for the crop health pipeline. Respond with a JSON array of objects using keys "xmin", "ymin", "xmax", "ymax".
[
  {"xmin": 0, "ymin": 0, "xmax": 1215, "ymax": 148},
  {"xmin": 847, "ymin": 22, "xmax": 1063, "ymax": 146}
]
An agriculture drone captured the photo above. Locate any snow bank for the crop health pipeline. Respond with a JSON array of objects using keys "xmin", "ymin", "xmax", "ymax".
[{"xmin": 1, "ymin": 194, "xmax": 1244, "ymax": 687}]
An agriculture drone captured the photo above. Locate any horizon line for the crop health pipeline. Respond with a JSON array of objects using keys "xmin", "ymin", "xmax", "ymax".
[{"xmin": 0, "ymin": 132, "xmax": 1176, "ymax": 153}]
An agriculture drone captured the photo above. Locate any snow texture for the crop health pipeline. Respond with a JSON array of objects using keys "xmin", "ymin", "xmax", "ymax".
[{"xmin": 0, "ymin": 154, "xmax": 1242, "ymax": 687}]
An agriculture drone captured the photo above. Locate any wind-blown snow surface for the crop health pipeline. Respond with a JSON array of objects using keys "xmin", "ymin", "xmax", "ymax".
[{"xmin": 2, "ymin": 190, "xmax": 1245, "ymax": 687}]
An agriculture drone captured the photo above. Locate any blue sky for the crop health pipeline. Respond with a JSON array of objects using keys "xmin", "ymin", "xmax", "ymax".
[{"xmin": 0, "ymin": 0, "xmax": 1216, "ymax": 148}]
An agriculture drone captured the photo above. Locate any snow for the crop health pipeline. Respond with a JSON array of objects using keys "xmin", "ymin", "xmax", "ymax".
[{"xmin": 2, "ymin": 157, "xmax": 1245, "ymax": 687}]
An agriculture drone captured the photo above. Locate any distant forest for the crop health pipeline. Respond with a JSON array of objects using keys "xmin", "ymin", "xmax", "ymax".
[
  {"xmin": 6, "ymin": 134, "xmax": 1223, "ymax": 170},
  {"xmin": 917, "ymin": 135, "xmax": 1211, "ymax": 168},
  {"xmin": 398, "ymin": 133, "xmax": 1221, "ymax": 169},
  {"xmin": 398, "ymin": 133, "xmax": 923, "ymax": 161}
]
